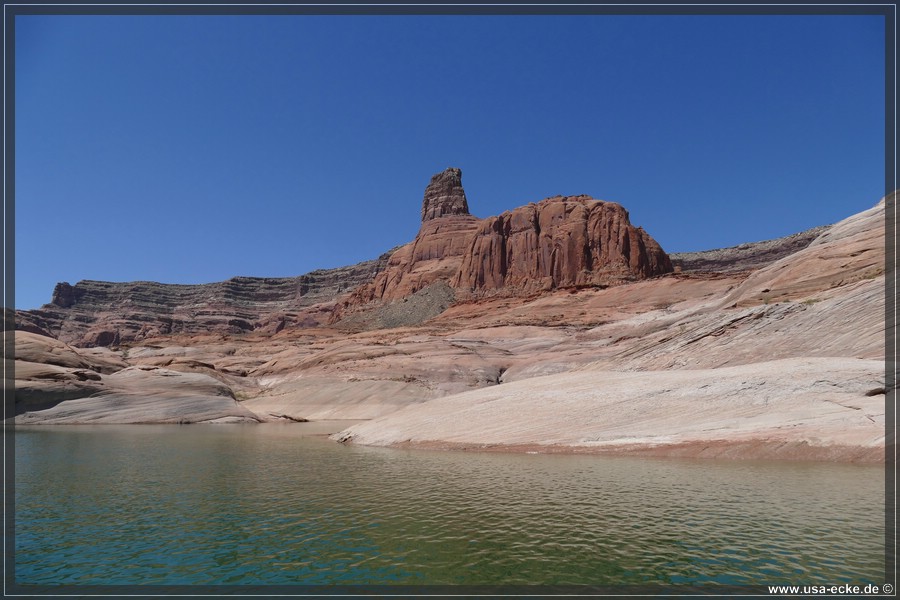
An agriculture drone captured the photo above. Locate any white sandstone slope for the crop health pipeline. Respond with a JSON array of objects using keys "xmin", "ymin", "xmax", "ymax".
[
  {"xmin": 332, "ymin": 197, "xmax": 888, "ymax": 461},
  {"xmin": 333, "ymin": 357, "xmax": 885, "ymax": 461},
  {"xmin": 14, "ymin": 331, "xmax": 261, "ymax": 424},
  {"xmin": 14, "ymin": 195, "xmax": 889, "ymax": 459}
]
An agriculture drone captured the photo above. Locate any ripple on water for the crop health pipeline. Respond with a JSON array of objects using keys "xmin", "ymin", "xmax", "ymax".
[{"xmin": 14, "ymin": 424, "xmax": 885, "ymax": 586}]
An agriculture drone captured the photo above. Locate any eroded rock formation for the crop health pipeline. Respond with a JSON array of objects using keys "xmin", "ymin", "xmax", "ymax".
[
  {"xmin": 421, "ymin": 167, "xmax": 470, "ymax": 221},
  {"xmin": 16, "ymin": 254, "xmax": 393, "ymax": 347},
  {"xmin": 12, "ymin": 182, "xmax": 887, "ymax": 461},
  {"xmin": 453, "ymin": 195, "xmax": 672, "ymax": 296},
  {"xmin": 340, "ymin": 168, "xmax": 481, "ymax": 309},
  {"xmin": 339, "ymin": 169, "xmax": 673, "ymax": 321}
]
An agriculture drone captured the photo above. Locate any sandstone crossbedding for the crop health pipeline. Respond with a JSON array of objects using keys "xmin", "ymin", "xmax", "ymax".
[
  {"xmin": 11, "ymin": 170, "xmax": 889, "ymax": 461},
  {"xmin": 16, "ymin": 253, "xmax": 394, "ymax": 347},
  {"xmin": 333, "ymin": 357, "xmax": 884, "ymax": 462}
]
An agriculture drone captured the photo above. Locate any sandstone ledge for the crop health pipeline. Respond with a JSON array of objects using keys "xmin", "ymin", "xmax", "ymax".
[{"xmin": 331, "ymin": 357, "xmax": 885, "ymax": 464}]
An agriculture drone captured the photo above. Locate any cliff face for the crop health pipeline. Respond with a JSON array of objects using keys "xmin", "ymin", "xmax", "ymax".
[
  {"xmin": 16, "ymin": 255, "xmax": 392, "ymax": 347},
  {"xmin": 421, "ymin": 167, "xmax": 470, "ymax": 221},
  {"xmin": 13, "ymin": 195, "xmax": 885, "ymax": 458},
  {"xmin": 18, "ymin": 167, "xmax": 674, "ymax": 345},
  {"xmin": 348, "ymin": 215, "xmax": 481, "ymax": 305},
  {"xmin": 453, "ymin": 195, "xmax": 672, "ymax": 296},
  {"xmin": 345, "ymin": 168, "xmax": 481, "ymax": 305},
  {"xmin": 343, "ymin": 169, "xmax": 672, "ymax": 314}
]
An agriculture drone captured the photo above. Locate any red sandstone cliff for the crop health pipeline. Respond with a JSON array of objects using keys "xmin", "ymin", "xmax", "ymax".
[
  {"xmin": 453, "ymin": 195, "xmax": 672, "ymax": 296},
  {"xmin": 346, "ymin": 168, "xmax": 481, "ymax": 305},
  {"xmin": 19, "ymin": 167, "xmax": 674, "ymax": 343},
  {"xmin": 343, "ymin": 168, "xmax": 672, "ymax": 313}
]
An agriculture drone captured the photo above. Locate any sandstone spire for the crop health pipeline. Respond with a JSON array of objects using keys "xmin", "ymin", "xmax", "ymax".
[{"xmin": 421, "ymin": 167, "xmax": 470, "ymax": 222}]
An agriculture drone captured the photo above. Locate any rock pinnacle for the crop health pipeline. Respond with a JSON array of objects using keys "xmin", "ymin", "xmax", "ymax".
[{"xmin": 421, "ymin": 167, "xmax": 470, "ymax": 222}]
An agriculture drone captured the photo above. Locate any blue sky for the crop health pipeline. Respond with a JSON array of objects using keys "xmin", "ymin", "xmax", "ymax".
[{"xmin": 15, "ymin": 14, "xmax": 885, "ymax": 309}]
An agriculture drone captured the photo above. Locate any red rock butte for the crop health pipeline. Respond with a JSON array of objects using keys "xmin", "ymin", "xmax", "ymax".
[
  {"xmin": 346, "ymin": 167, "xmax": 673, "ymax": 307},
  {"xmin": 454, "ymin": 194, "xmax": 672, "ymax": 294},
  {"xmin": 12, "ymin": 174, "xmax": 887, "ymax": 462}
]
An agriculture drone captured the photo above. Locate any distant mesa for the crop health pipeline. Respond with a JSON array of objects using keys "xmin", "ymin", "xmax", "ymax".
[
  {"xmin": 15, "ymin": 257, "xmax": 394, "ymax": 347},
  {"xmin": 51, "ymin": 282, "xmax": 79, "ymax": 308},
  {"xmin": 17, "ymin": 167, "xmax": 674, "ymax": 345}
]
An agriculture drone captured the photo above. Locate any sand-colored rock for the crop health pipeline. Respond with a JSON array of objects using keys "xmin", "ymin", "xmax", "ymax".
[
  {"xmin": 669, "ymin": 225, "xmax": 828, "ymax": 274},
  {"xmin": 13, "ymin": 332, "xmax": 263, "ymax": 423},
  {"xmin": 722, "ymin": 198, "xmax": 885, "ymax": 307},
  {"xmin": 15, "ymin": 330, "xmax": 126, "ymax": 373},
  {"xmin": 327, "ymin": 196, "xmax": 886, "ymax": 460},
  {"xmin": 16, "ymin": 365, "xmax": 262, "ymax": 424},
  {"xmin": 10, "ymin": 170, "xmax": 888, "ymax": 462},
  {"xmin": 590, "ymin": 277, "xmax": 884, "ymax": 371},
  {"xmin": 14, "ymin": 360, "xmax": 108, "ymax": 412},
  {"xmin": 332, "ymin": 357, "xmax": 885, "ymax": 462},
  {"xmin": 16, "ymin": 367, "xmax": 261, "ymax": 424}
]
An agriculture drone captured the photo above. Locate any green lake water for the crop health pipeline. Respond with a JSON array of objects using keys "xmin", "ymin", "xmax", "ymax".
[{"xmin": 13, "ymin": 423, "xmax": 885, "ymax": 589}]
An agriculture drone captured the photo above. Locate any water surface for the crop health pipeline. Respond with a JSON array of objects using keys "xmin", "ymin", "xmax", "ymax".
[{"xmin": 14, "ymin": 423, "xmax": 884, "ymax": 587}]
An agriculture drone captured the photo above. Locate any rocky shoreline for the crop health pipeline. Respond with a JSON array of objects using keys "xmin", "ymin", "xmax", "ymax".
[{"xmin": 12, "ymin": 169, "xmax": 888, "ymax": 463}]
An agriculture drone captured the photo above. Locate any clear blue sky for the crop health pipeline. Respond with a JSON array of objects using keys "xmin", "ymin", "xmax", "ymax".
[{"xmin": 15, "ymin": 14, "xmax": 885, "ymax": 309}]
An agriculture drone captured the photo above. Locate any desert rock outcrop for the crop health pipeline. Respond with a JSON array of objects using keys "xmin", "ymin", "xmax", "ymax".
[
  {"xmin": 328, "ymin": 195, "xmax": 887, "ymax": 460},
  {"xmin": 332, "ymin": 357, "xmax": 884, "ymax": 462},
  {"xmin": 339, "ymin": 169, "xmax": 672, "ymax": 321},
  {"xmin": 453, "ymin": 195, "xmax": 672, "ymax": 296},
  {"xmin": 15, "ymin": 253, "xmax": 393, "ymax": 347},
  {"xmin": 343, "ymin": 168, "xmax": 480, "ymax": 307},
  {"xmin": 11, "ymin": 168, "xmax": 888, "ymax": 462},
  {"xmin": 421, "ymin": 167, "xmax": 470, "ymax": 221},
  {"xmin": 14, "ymin": 331, "xmax": 261, "ymax": 423}
]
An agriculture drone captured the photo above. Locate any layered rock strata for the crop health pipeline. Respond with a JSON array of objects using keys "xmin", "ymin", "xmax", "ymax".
[
  {"xmin": 327, "ymin": 197, "xmax": 887, "ymax": 461},
  {"xmin": 348, "ymin": 168, "xmax": 480, "ymax": 304},
  {"xmin": 332, "ymin": 357, "xmax": 884, "ymax": 462},
  {"xmin": 453, "ymin": 195, "xmax": 672, "ymax": 296},
  {"xmin": 421, "ymin": 167, "xmax": 470, "ymax": 221},
  {"xmin": 669, "ymin": 226, "xmax": 829, "ymax": 274},
  {"xmin": 339, "ymin": 169, "xmax": 673, "ymax": 321},
  {"xmin": 16, "ymin": 253, "xmax": 394, "ymax": 347},
  {"xmin": 14, "ymin": 331, "xmax": 261, "ymax": 423},
  {"xmin": 12, "ymin": 191, "xmax": 888, "ymax": 463}
]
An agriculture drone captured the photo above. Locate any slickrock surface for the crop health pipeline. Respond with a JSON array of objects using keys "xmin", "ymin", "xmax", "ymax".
[
  {"xmin": 326, "ymin": 195, "xmax": 886, "ymax": 461},
  {"xmin": 332, "ymin": 357, "xmax": 885, "ymax": 462},
  {"xmin": 10, "ymin": 167, "xmax": 888, "ymax": 462},
  {"xmin": 669, "ymin": 226, "xmax": 829, "ymax": 274},
  {"xmin": 721, "ymin": 199, "xmax": 885, "ymax": 307},
  {"xmin": 14, "ymin": 332, "xmax": 260, "ymax": 423}
]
